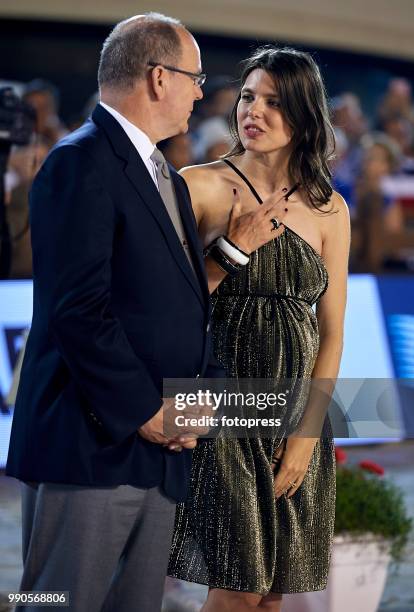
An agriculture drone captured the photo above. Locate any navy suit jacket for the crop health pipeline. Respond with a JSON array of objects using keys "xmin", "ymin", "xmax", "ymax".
[{"xmin": 6, "ymin": 104, "xmax": 222, "ymax": 502}]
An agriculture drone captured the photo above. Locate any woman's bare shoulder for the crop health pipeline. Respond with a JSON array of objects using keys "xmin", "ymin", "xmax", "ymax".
[
  {"xmin": 178, "ymin": 161, "xmax": 232, "ymax": 222},
  {"xmin": 179, "ymin": 161, "xmax": 228, "ymax": 190},
  {"xmin": 330, "ymin": 190, "xmax": 349, "ymax": 214},
  {"xmin": 319, "ymin": 190, "xmax": 350, "ymax": 224},
  {"xmin": 320, "ymin": 190, "xmax": 351, "ymax": 246}
]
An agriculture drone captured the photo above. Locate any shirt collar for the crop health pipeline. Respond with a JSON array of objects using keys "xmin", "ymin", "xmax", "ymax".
[{"xmin": 99, "ymin": 101, "xmax": 155, "ymax": 162}]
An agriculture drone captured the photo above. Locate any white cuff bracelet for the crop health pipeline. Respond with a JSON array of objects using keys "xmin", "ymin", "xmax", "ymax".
[{"xmin": 216, "ymin": 236, "xmax": 250, "ymax": 266}]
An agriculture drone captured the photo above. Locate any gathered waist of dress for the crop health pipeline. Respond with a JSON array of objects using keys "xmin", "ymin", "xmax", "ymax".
[{"xmin": 215, "ymin": 291, "xmax": 312, "ymax": 306}]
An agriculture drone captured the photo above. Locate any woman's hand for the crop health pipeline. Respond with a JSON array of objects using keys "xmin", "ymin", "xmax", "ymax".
[
  {"xmin": 226, "ymin": 187, "xmax": 292, "ymax": 254},
  {"xmin": 273, "ymin": 437, "xmax": 319, "ymax": 499}
]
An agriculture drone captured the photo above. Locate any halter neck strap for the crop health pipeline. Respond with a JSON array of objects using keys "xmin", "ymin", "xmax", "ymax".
[{"xmin": 223, "ymin": 159, "xmax": 264, "ymax": 204}]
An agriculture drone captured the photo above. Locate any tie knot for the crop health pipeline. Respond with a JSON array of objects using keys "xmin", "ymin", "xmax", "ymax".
[
  {"xmin": 151, "ymin": 147, "xmax": 170, "ymax": 180},
  {"xmin": 150, "ymin": 147, "xmax": 166, "ymax": 166}
]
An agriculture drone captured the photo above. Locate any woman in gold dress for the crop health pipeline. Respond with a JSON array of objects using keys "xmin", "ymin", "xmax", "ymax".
[{"xmin": 168, "ymin": 46, "xmax": 350, "ymax": 612}]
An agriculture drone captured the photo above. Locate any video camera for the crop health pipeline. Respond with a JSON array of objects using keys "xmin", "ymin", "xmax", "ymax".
[{"xmin": 0, "ymin": 86, "xmax": 36, "ymax": 146}]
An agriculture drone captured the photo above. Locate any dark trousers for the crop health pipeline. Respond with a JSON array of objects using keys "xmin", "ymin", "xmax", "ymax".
[{"xmin": 18, "ymin": 482, "xmax": 176, "ymax": 612}]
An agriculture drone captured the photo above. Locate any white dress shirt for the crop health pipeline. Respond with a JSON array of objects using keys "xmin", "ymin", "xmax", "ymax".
[{"xmin": 99, "ymin": 101, "xmax": 158, "ymax": 189}]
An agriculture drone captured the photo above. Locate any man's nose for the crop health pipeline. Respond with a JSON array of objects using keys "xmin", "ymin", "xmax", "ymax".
[{"xmin": 195, "ymin": 83, "xmax": 204, "ymax": 101}]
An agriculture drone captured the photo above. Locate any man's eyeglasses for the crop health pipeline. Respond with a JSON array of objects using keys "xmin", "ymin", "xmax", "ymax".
[{"xmin": 148, "ymin": 62, "xmax": 206, "ymax": 87}]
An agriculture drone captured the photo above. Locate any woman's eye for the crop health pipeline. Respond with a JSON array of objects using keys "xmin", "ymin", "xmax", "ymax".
[
  {"xmin": 268, "ymin": 99, "xmax": 281, "ymax": 108},
  {"xmin": 241, "ymin": 94, "xmax": 254, "ymax": 101}
]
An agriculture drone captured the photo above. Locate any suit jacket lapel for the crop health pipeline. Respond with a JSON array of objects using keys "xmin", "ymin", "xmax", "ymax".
[
  {"xmin": 92, "ymin": 105, "xmax": 205, "ymax": 306},
  {"xmin": 124, "ymin": 157, "xmax": 204, "ymax": 305},
  {"xmin": 171, "ymin": 172, "xmax": 210, "ymax": 305}
]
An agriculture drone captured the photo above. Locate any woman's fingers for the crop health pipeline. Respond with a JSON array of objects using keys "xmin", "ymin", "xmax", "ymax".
[
  {"xmin": 227, "ymin": 187, "xmax": 243, "ymax": 228},
  {"xmin": 262, "ymin": 184, "xmax": 298, "ymax": 210},
  {"xmin": 231, "ymin": 187, "xmax": 242, "ymax": 211},
  {"xmin": 262, "ymin": 183, "xmax": 301, "ymax": 219},
  {"xmin": 286, "ymin": 477, "xmax": 303, "ymax": 498},
  {"xmin": 226, "ymin": 184, "xmax": 299, "ymax": 253},
  {"xmin": 274, "ymin": 468, "xmax": 304, "ymax": 499},
  {"xmin": 262, "ymin": 187, "xmax": 290, "ymax": 207},
  {"xmin": 263, "ymin": 200, "xmax": 289, "ymax": 224}
]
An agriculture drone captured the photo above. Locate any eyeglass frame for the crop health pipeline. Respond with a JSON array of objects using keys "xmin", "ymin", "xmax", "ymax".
[{"xmin": 147, "ymin": 61, "xmax": 206, "ymax": 87}]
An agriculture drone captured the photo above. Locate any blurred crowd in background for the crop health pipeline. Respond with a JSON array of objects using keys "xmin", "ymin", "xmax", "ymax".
[{"xmin": 3, "ymin": 72, "xmax": 414, "ymax": 279}]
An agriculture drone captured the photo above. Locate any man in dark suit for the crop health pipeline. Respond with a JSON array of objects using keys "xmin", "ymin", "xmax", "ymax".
[{"xmin": 6, "ymin": 13, "xmax": 222, "ymax": 612}]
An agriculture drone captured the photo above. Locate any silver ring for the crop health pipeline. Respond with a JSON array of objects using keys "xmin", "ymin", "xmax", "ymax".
[{"xmin": 270, "ymin": 217, "xmax": 280, "ymax": 231}]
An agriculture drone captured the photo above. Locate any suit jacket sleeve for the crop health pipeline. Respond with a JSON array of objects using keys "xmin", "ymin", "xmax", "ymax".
[{"xmin": 33, "ymin": 144, "xmax": 162, "ymax": 443}]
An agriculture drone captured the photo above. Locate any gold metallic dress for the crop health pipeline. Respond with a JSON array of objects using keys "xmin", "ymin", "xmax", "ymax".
[{"xmin": 168, "ymin": 171, "xmax": 336, "ymax": 595}]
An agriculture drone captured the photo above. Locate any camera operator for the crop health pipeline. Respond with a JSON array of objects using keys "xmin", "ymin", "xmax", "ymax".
[
  {"xmin": 23, "ymin": 79, "xmax": 67, "ymax": 146},
  {"xmin": 0, "ymin": 86, "xmax": 35, "ymax": 278}
]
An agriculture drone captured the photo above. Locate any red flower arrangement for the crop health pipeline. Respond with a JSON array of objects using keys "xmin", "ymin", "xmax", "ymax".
[
  {"xmin": 334, "ymin": 446, "xmax": 411, "ymax": 560},
  {"xmin": 334, "ymin": 447, "xmax": 348, "ymax": 464},
  {"xmin": 358, "ymin": 460, "xmax": 385, "ymax": 476},
  {"xmin": 334, "ymin": 447, "xmax": 385, "ymax": 476}
]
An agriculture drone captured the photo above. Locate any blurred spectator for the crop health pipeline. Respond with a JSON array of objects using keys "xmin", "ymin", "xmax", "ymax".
[
  {"xmin": 194, "ymin": 116, "xmax": 233, "ymax": 162},
  {"xmin": 332, "ymin": 92, "xmax": 368, "ymax": 145},
  {"xmin": 377, "ymin": 78, "xmax": 414, "ymax": 128},
  {"xmin": 375, "ymin": 79, "xmax": 414, "ymax": 236},
  {"xmin": 158, "ymin": 133, "xmax": 194, "ymax": 170},
  {"xmin": 192, "ymin": 75, "xmax": 237, "ymax": 162},
  {"xmin": 352, "ymin": 134, "xmax": 405, "ymax": 272},
  {"xmin": 358, "ymin": 135, "xmax": 403, "ymax": 230},
  {"xmin": 331, "ymin": 93, "xmax": 369, "ymax": 210},
  {"xmin": 331, "ymin": 126, "xmax": 353, "ymax": 213},
  {"xmin": 199, "ymin": 75, "xmax": 237, "ymax": 120},
  {"xmin": 381, "ymin": 115, "xmax": 414, "ymax": 170},
  {"xmin": 6, "ymin": 139, "xmax": 49, "ymax": 278},
  {"xmin": 3, "ymin": 80, "xmax": 70, "ymax": 278},
  {"xmin": 23, "ymin": 78, "xmax": 68, "ymax": 146}
]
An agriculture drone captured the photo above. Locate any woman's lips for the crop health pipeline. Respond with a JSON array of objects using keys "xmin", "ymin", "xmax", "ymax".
[{"xmin": 244, "ymin": 125, "xmax": 264, "ymax": 138}]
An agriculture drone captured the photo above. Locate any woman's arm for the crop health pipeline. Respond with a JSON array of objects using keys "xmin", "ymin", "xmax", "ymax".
[
  {"xmin": 179, "ymin": 165, "xmax": 230, "ymax": 293},
  {"xmin": 274, "ymin": 192, "xmax": 351, "ymax": 498},
  {"xmin": 180, "ymin": 165, "xmax": 289, "ymax": 294},
  {"xmin": 313, "ymin": 191, "xmax": 351, "ymax": 379}
]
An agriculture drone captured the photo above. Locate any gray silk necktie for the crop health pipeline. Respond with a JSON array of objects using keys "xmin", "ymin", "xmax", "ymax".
[{"xmin": 150, "ymin": 148, "xmax": 196, "ymax": 276}]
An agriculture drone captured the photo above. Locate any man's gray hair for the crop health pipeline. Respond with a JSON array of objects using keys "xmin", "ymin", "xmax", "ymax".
[{"xmin": 98, "ymin": 13, "xmax": 184, "ymax": 91}]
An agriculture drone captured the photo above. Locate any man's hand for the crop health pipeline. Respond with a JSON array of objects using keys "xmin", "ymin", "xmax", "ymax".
[
  {"xmin": 166, "ymin": 436, "xmax": 198, "ymax": 452},
  {"xmin": 163, "ymin": 394, "xmax": 217, "ymax": 451},
  {"xmin": 138, "ymin": 405, "xmax": 169, "ymax": 445},
  {"xmin": 226, "ymin": 187, "xmax": 297, "ymax": 254},
  {"xmin": 137, "ymin": 401, "xmax": 201, "ymax": 451}
]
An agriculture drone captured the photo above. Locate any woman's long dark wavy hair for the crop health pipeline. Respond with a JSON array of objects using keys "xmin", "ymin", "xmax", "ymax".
[{"xmin": 225, "ymin": 45, "xmax": 335, "ymax": 209}]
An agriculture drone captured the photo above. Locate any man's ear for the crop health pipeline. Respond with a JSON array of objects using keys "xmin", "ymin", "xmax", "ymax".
[{"xmin": 149, "ymin": 65, "xmax": 167, "ymax": 100}]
